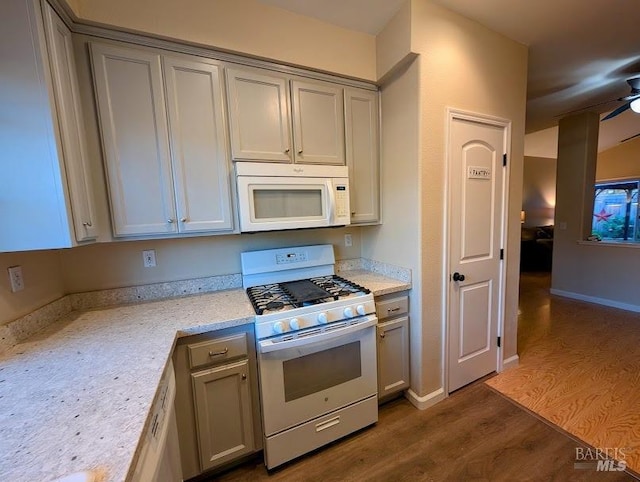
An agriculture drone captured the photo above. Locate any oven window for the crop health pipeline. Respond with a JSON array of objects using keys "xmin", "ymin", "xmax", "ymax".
[
  {"xmin": 282, "ymin": 341, "xmax": 361, "ymax": 402},
  {"xmin": 253, "ymin": 188, "xmax": 323, "ymax": 220}
]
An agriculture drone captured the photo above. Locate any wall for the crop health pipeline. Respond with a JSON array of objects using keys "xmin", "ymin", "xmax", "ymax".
[
  {"xmin": 370, "ymin": 0, "xmax": 527, "ymax": 403},
  {"xmin": 0, "ymin": 251, "xmax": 64, "ymax": 325},
  {"xmin": 61, "ymin": 228, "xmax": 361, "ymax": 292},
  {"xmin": 70, "ymin": 0, "xmax": 376, "ymax": 81},
  {"xmin": 596, "ymin": 136, "xmax": 640, "ymax": 181},
  {"xmin": 362, "ymin": 57, "xmax": 421, "ymax": 396},
  {"xmin": 522, "ymin": 156, "xmax": 556, "ymax": 227},
  {"xmin": 551, "ymin": 116, "xmax": 640, "ymax": 311}
]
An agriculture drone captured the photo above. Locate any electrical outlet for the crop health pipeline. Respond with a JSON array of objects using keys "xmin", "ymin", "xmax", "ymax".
[
  {"xmin": 8, "ymin": 266, "xmax": 24, "ymax": 292},
  {"xmin": 344, "ymin": 234, "xmax": 353, "ymax": 247},
  {"xmin": 143, "ymin": 250, "xmax": 156, "ymax": 268}
]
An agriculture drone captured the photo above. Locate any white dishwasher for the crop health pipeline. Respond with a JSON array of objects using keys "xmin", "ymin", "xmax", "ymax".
[{"xmin": 132, "ymin": 361, "xmax": 183, "ymax": 482}]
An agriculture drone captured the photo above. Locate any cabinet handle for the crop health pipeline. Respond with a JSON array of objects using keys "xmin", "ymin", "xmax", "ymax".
[
  {"xmin": 167, "ymin": 219, "xmax": 174, "ymax": 224},
  {"xmin": 180, "ymin": 217, "xmax": 187, "ymax": 223},
  {"xmin": 82, "ymin": 221, "xmax": 92, "ymax": 227},
  {"xmin": 208, "ymin": 347, "xmax": 229, "ymax": 357},
  {"xmin": 297, "ymin": 149, "xmax": 303, "ymax": 154},
  {"xmin": 380, "ymin": 332, "xmax": 386, "ymax": 339},
  {"xmin": 284, "ymin": 148, "xmax": 290, "ymax": 154},
  {"xmin": 241, "ymin": 373, "xmax": 247, "ymax": 380},
  {"xmin": 387, "ymin": 307, "xmax": 400, "ymax": 313}
]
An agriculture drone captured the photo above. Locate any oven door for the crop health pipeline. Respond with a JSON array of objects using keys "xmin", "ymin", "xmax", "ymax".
[
  {"xmin": 257, "ymin": 316, "xmax": 377, "ymax": 436},
  {"xmin": 236, "ymin": 176, "xmax": 349, "ymax": 232}
]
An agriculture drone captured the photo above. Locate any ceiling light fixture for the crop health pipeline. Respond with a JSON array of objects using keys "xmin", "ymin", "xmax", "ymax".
[{"xmin": 631, "ymin": 98, "xmax": 640, "ymax": 114}]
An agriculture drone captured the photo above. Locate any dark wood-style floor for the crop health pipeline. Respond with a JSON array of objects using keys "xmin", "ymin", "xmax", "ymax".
[{"xmin": 211, "ymin": 272, "xmax": 639, "ymax": 481}]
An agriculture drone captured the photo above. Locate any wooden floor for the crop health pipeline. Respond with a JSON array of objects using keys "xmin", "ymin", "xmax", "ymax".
[
  {"xmin": 212, "ymin": 380, "xmax": 635, "ymax": 481},
  {"xmin": 487, "ymin": 272, "xmax": 640, "ymax": 475}
]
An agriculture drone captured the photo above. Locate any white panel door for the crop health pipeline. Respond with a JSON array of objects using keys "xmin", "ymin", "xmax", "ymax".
[
  {"xmin": 292, "ymin": 80, "xmax": 345, "ymax": 165},
  {"xmin": 43, "ymin": 3, "xmax": 98, "ymax": 242},
  {"xmin": 448, "ymin": 116, "xmax": 507, "ymax": 392},
  {"xmin": 225, "ymin": 68, "xmax": 292, "ymax": 162},
  {"xmin": 91, "ymin": 43, "xmax": 177, "ymax": 236},
  {"xmin": 163, "ymin": 56, "xmax": 233, "ymax": 233},
  {"xmin": 345, "ymin": 88, "xmax": 379, "ymax": 224}
]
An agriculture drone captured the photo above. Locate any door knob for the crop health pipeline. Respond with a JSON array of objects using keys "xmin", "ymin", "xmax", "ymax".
[{"xmin": 452, "ymin": 272, "xmax": 465, "ymax": 282}]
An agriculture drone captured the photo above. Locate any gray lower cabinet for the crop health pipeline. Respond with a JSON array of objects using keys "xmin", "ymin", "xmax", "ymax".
[
  {"xmin": 375, "ymin": 293, "xmax": 410, "ymax": 401},
  {"xmin": 173, "ymin": 326, "xmax": 261, "ymax": 479}
]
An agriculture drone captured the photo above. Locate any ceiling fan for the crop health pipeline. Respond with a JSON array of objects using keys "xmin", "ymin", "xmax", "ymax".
[{"xmin": 602, "ymin": 77, "xmax": 640, "ymax": 121}]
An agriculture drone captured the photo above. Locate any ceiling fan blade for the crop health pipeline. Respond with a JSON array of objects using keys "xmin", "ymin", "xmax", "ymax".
[
  {"xmin": 627, "ymin": 77, "xmax": 640, "ymax": 90},
  {"xmin": 621, "ymin": 132, "xmax": 640, "ymax": 144},
  {"xmin": 602, "ymin": 102, "xmax": 631, "ymax": 121}
]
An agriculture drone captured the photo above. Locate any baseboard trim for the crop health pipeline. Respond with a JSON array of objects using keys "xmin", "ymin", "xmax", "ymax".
[
  {"xmin": 502, "ymin": 354, "xmax": 520, "ymax": 370},
  {"xmin": 550, "ymin": 288, "xmax": 640, "ymax": 313},
  {"xmin": 405, "ymin": 387, "xmax": 446, "ymax": 410}
]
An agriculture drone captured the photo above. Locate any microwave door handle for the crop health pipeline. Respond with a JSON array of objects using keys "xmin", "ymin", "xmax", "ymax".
[
  {"xmin": 326, "ymin": 179, "xmax": 336, "ymax": 224},
  {"xmin": 258, "ymin": 316, "xmax": 377, "ymax": 354}
]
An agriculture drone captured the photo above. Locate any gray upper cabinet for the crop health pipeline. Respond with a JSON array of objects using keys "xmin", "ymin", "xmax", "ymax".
[
  {"xmin": 91, "ymin": 43, "xmax": 233, "ymax": 237},
  {"xmin": 42, "ymin": 2, "xmax": 99, "ymax": 242},
  {"xmin": 0, "ymin": 0, "xmax": 99, "ymax": 252},
  {"xmin": 345, "ymin": 88, "xmax": 380, "ymax": 224},
  {"xmin": 225, "ymin": 67, "xmax": 292, "ymax": 163},
  {"xmin": 226, "ymin": 67, "xmax": 347, "ymax": 165},
  {"xmin": 163, "ymin": 57, "xmax": 233, "ymax": 233},
  {"xmin": 291, "ymin": 80, "xmax": 345, "ymax": 165}
]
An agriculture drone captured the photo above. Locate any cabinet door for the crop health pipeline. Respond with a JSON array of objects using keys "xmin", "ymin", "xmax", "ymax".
[
  {"xmin": 164, "ymin": 56, "xmax": 233, "ymax": 233},
  {"xmin": 192, "ymin": 359, "xmax": 255, "ymax": 471},
  {"xmin": 226, "ymin": 68, "xmax": 292, "ymax": 162},
  {"xmin": 43, "ymin": 4, "xmax": 98, "ymax": 242},
  {"xmin": 91, "ymin": 43, "xmax": 177, "ymax": 236},
  {"xmin": 291, "ymin": 80, "xmax": 345, "ymax": 165},
  {"xmin": 345, "ymin": 88, "xmax": 380, "ymax": 224},
  {"xmin": 377, "ymin": 316, "xmax": 410, "ymax": 399}
]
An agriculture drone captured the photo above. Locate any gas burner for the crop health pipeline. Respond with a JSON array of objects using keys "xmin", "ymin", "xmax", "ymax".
[
  {"xmin": 266, "ymin": 301, "xmax": 284, "ymax": 311},
  {"xmin": 246, "ymin": 284, "xmax": 294, "ymax": 315},
  {"xmin": 309, "ymin": 275, "xmax": 370, "ymax": 298}
]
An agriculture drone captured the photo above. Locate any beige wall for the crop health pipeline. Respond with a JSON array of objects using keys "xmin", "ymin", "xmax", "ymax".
[
  {"xmin": 412, "ymin": 0, "xmax": 527, "ymax": 392},
  {"xmin": 596, "ymin": 137, "xmax": 640, "ymax": 181},
  {"xmin": 61, "ymin": 228, "xmax": 361, "ymax": 292},
  {"xmin": 362, "ymin": 57, "xmax": 421, "ymax": 394},
  {"xmin": 375, "ymin": 1, "xmax": 412, "ymax": 81},
  {"xmin": 0, "ymin": 251, "xmax": 64, "ymax": 325},
  {"xmin": 71, "ymin": 0, "xmax": 376, "ymax": 81},
  {"xmin": 523, "ymin": 156, "xmax": 557, "ymax": 227}
]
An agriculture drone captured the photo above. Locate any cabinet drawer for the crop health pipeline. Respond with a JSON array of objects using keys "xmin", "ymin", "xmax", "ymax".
[
  {"xmin": 375, "ymin": 296, "xmax": 408, "ymax": 321},
  {"xmin": 188, "ymin": 333, "xmax": 248, "ymax": 369}
]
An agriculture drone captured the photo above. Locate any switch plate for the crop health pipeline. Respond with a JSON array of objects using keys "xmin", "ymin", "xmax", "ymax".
[
  {"xmin": 143, "ymin": 250, "xmax": 156, "ymax": 268},
  {"xmin": 344, "ymin": 234, "xmax": 353, "ymax": 247},
  {"xmin": 8, "ymin": 266, "xmax": 24, "ymax": 292}
]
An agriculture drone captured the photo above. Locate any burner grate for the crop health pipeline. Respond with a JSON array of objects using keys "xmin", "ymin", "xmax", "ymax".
[
  {"xmin": 246, "ymin": 284, "xmax": 292, "ymax": 315},
  {"xmin": 309, "ymin": 275, "xmax": 370, "ymax": 297}
]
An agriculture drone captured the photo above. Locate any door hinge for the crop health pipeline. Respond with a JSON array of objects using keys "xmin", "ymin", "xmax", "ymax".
[
  {"xmin": 503, "ymin": 153, "xmax": 507, "ymax": 167},
  {"xmin": 497, "ymin": 336, "xmax": 501, "ymax": 348},
  {"xmin": 500, "ymin": 248, "xmax": 504, "ymax": 260}
]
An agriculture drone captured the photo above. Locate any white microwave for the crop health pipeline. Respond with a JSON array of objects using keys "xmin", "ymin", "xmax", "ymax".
[{"xmin": 236, "ymin": 162, "xmax": 350, "ymax": 232}]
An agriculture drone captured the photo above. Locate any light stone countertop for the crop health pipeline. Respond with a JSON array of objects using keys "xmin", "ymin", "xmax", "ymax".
[
  {"xmin": 0, "ymin": 288, "xmax": 254, "ymax": 482},
  {"xmin": 0, "ymin": 269, "xmax": 410, "ymax": 482}
]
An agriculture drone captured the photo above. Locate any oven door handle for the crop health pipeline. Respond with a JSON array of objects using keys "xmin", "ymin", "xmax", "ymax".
[{"xmin": 258, "ymin": 316, "xmax": 377, "ymax": 354}]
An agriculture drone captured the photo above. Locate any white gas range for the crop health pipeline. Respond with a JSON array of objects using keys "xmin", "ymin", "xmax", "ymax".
[{"xmin": 241, "ymin": 244, "xmax": 378, "ymax": 469}]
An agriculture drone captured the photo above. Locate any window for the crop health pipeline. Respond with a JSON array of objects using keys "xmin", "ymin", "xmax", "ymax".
[{"xmin": 592, "ymin": 181, "xmax": 639, "ymax": 242}]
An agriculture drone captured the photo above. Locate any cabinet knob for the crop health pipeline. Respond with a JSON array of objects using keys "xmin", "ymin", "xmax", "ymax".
[
  {"xmin": 380, "ymin": 332, "xmax": 386, "ymax": 339},
  {"xmin": 82, "ymin": 221, "xmax": 92, "ymax": 227},
  {"xmin": 297, "ymin": 149, "xmax": 303, "ymax": 154},
  {"xmin": 351, "ymin": 212, "xmax": 356, "ymax": 216},
  {"xmin": 180, "ymin": 217, "xmax": 187, "ymax": 223},
  {"xmin": 167, "ymin": 219, "xmax": 174, "ymax": 224},
  {"xmin": 241, "ymin": 373, "xmax": 247, "ymax": 380},
  {"xmin": 284, "ymin": 148, "xmax": 290, "ymax": 154}
]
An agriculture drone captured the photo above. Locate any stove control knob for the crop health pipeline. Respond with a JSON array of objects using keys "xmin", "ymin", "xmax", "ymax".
[
  {"xmin": 356, "ymin": 304, "xmax": 366, "ymax": 316},
  {"xmin": 289, "ymin": 318, "xmax": 300, "ymax": 330},
  {"xmin": 273, "ymin": 321, "xmax": 286, "ymax": 334},
  {"xmin": 344, "ymin": 307, "xmax": 354, "ymax": 318},
  {"xmin": 317, "ymin": 312, "xmax": 328, "ymax": 324}
]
